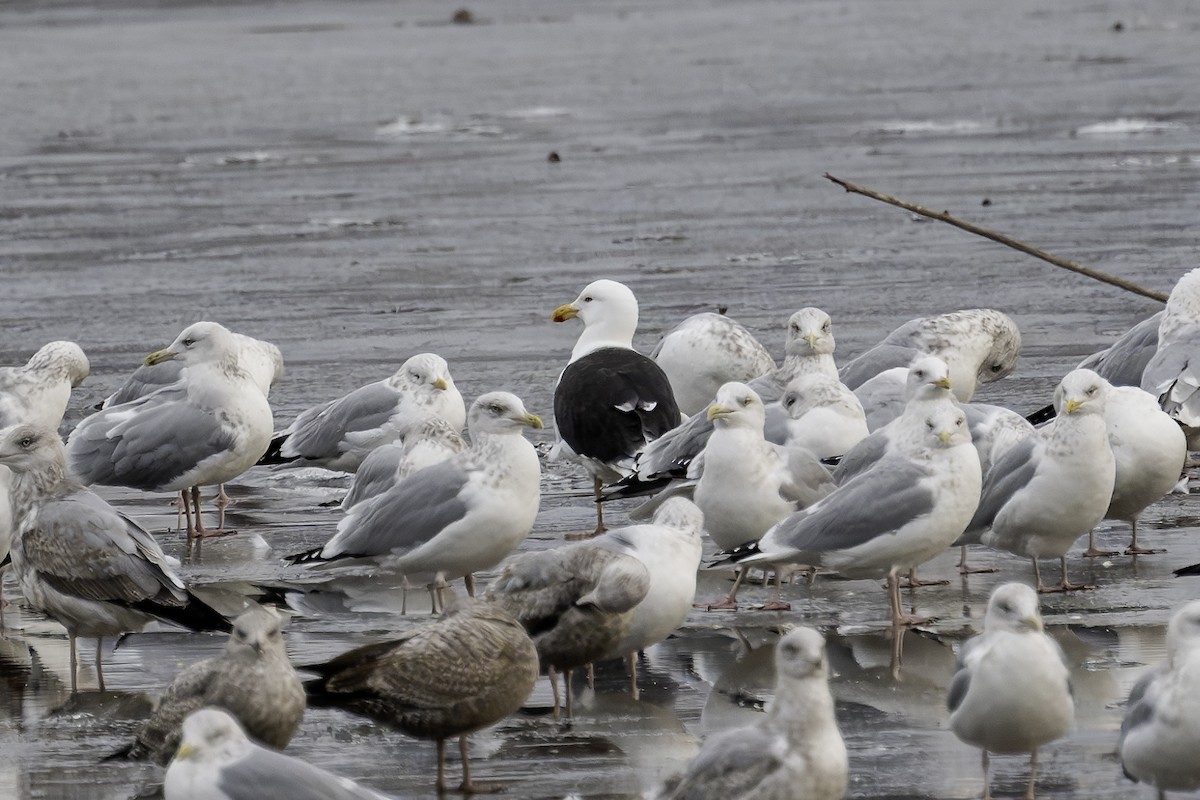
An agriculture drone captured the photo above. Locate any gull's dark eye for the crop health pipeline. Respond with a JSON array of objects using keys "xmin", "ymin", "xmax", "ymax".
[
  {"xmin": 583, "ymin": 296, "xmax": 593, "ymax": 303},
  {"xmin": 926, "ymin": 420, "xmax": 935, "ymax": 429},
  {"xmin": 741, "ymin": 396, "xmax": 752, "ymax": 406},
  {"xmin": 183, "ymin": 337, "xmax": 196, "ymax": 347},
  {"xmin": 790, "ymin": 324, "xmax": 800, "ymax": 334},
  {"xmin": 998, "ymin": 601, "xmax": 1012, "ymax": 613},
  {"xmin": 488, "ymin": 403, "xmax": 505, "ymax": 414},
  {"xmin": 990, "ymin": 363, "xmax": 1004, "ymax": 373},
  {"xmin": 783, "ymin": 395, "xmax": 795, "ymax": 408},
  {"xmin": 18, "ymin": 436, "xmax": 35, "ymax": 449},
  {"xmin": 1086, "ymin": 386, "xmax": 1098, "ymax": 396},
  {"xmin": 822, "ymin": 321, "xmax": 830, "ymax": 332}
]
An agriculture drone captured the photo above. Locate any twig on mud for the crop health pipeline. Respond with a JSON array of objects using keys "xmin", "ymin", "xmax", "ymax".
[{"xmin": 823, "ymin": 173, "xmax": 1168, "ymax": 304}]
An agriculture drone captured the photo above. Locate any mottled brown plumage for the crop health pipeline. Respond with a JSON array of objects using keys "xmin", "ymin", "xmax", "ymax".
[{"xmin": 304, "ymin": 600, "xmax": 539, "ymax": 793}]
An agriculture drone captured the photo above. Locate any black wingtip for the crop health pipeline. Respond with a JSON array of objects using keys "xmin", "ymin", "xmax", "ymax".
[
  {"xmin": 1025, "ymin": 403, "xmax": 1057, "ymax": 426},
  {"xmin": 100, "ymin": 742, "xmax": 135, "ymax": 763},
  {"xmin": 282, "ymin": 546, "xmax": 331, "ymax": 567},
  {"xmin": 599, "ymin": 475, "xmax": 677, "ymax": 503},
  {"xmin": 256, "ymin": 433, "xmax": 298, "ymax": 466},
  {"xmin": 709, "ymin": 542, "xmax": 762, "ymax": 568},
  {"xmin": 1174, "ymin": 562, "xmax": 1200, "ymax": 577},
  {"xmin": 136, "ymin": 592, "xmax": 233, "ymax": 633}
]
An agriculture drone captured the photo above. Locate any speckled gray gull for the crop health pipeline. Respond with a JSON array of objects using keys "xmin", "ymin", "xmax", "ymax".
[
  {"xmin": 484, "ymin": 536, "xmax": 650, "ymax": 717},
  {"xmin": 716, "ymin": 403, "xmax": 981, "ymax": 628},
  {"xmin": 652, "ymin": 310, "xmax": 775, "ymax": 416},
  {"xmin": 286, "ymin": 392, "xmax": 542, "ymax": 600},
  {"xmin": 340, "ymin": 416, "xmax": 466, "ymax": 511},
  {"xmin": 656, "ymin": 627, "xmax": 848, "ymax": 800},
  {"xmin": 260, "ymin": 352, "xmax": 464, "ymax": 473},
  {"xmin": 839, "ymin": 308, "xmax": 1022, "ymax": 402},
  {"xmin": 695, "ymin": 383, "xmax": 832, "ymax": 611},
  {"xmin": 777, "ymin": 372, "xmax": 869, "ymax": 459},
  {"xmin": 303, "ymin": 599, "xmax": 539, "ymax": 794},
  {"xmin": 115, "ymin": 605, "xmax": 305, "ymax": 766},
  {"xmin": 66, "ymin": 321, "xmax": 274, "ymax": 538},
  {"xmin": 1119, "ymin": 600, "xmax": 1200, "ymax": 798},
  {"xmin": 1142, "ymin": 268, "xmax": 1200, "ymax": 446},
  {"xmin": 1045, "ymin": 384, "xmax": 1186, "ymax": 557},
  {"xmin": 101, "ymin": 330, "xmax": 283, "ymax": 409},
  {"xmin": 551, "ymin": 279, "xmax": 681, "ymax": 535},
  {"xmin": 164, "ymin": 708, "xmax": 395, "ymax": 800},
  {"xmin": 957, "ymin": 369, "xmax": 1116, "ymax": 592},
  {"xmin": 0, "ymin": 340, "xmax": 90, "ymax": 429},
  {"xmin": 612, "ymin": 308, "xmax": 841, "ymax": 495},
  {"xmin": 948, "ymin": 583, "xmax": 1074, "ymax": 800},
  {"xmin": 0, "ymin": 423, "xmax": 230, "ymax": 691}
]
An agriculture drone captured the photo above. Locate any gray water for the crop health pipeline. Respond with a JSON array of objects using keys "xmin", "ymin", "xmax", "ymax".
[{"xmin": 2, "ymin": 0, "xmax": 1200, "ymax": 797}]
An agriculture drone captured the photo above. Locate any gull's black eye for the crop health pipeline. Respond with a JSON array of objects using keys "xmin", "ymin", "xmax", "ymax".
[
  {"xmin": 926, "ymin": 420, "xmax": 935, "ymax": 429},
  {"xmin": 790, "ymin": 324, "xmax": 800, "ymax": 334},
  {"xmin": 183, "ymin": 337, "xmax": 196, "ymax": 347},
  {"xmin": 1086, "ymin": 386, "xmax": 1098, "ymax": 396},
  {"xmin": 488, "ymin": 403, "xmax": 505, "ymax": 414},
  {"xmin": 822, "ymin": 321, "xmax": 830, "ymax": 332},
  {"xmin": 583, "ymin": 296, "xmax": 593, "ymax": 303},
  {"xmin": 18, "ymin": 436, "xmax": 35, "ymax": 449},
  {"xmin": 990, "ymin": 363, "xmax": 1004, "ymax": 373},
  {"xmin": 741, "ymin": 396, "xmax": 752, "ymax": 406}
]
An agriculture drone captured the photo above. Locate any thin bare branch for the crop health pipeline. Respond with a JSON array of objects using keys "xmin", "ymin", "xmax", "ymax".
[{"xmin": 823, "ymin": 173, "xmax": 1168, "ymax": 303}]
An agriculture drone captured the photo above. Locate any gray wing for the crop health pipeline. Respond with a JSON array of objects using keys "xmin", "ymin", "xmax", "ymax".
[
  {"xmin": 762, "ymin": 403, "xmax": 790, "ymax": 445},
  {"xmin": 1120, "ymin": 667, "xmax": 1165, "ymax": 742},
  {"xmin": 341, "ymin": 443, "xmax": 404, "ymax": 510},
  {"xmin": 282, "ymin": 381, "xmax": 402, "ymax": 460},
  {"xmin": 102, "ymin": 361, "xmax": 185, "ymax": 408},
  {"xmin": 324, "ymin": 461, "xmax": 471, "ymax": 559},
  {"xmin": 961, "ymin": 435, "xmax": 1041, "ymax": 538},
  {"xmin": 946, "ymin": 662, "xmax": 971, "ymax": 713},
  {"xmin": 839, "ymin": 343, "xmax": 918, "ymax": 390},
  {"xmin": 765, "ymin": 454, "xmax": 935, "ymax": 554},
  {"xmin": 24, "ymin": 490, "xmax": 187, "ymax": 606},
  {"xmin": 831, "ymin": 429, "xmax": 888, "ymax": 485},
  {"xmin": 660, "ymin": 725, "xmax": 784, "ymax": 800},
  {"xmin": 633, "ymin": 413, "xmax": 713, "ymax": 478},
  {"xmin": 1141, "ymin": 331, "xmax": 1200, "ymax": 427},
  {"xmin": 67, "ymin": 386, "xmax": 236, "ymax": 491},
  {"xmin": 217, "ymin": 745, "xmax": 393, "ymax": 800},
  {"xmin": 1081, "ymin": 312, "xmax": 1161, "ymax": 387}
]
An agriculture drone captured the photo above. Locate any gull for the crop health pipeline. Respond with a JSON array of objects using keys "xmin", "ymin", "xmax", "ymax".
[
  {"xmin": 101, "ymin": 330, "xmax": 283, "ymax": 408},
  {"xmin": 341, "ymin": 417, "xmax": 466, "ymax": 511},
  {"xmin": 115, "ymin": 605, "xmax": 305, "ymax": 765},
  {"xmin": 594, "ymin": 497, "xmax": 705, "ymax": 696},
  {"xmin": 551, "ymin": 279, "xmax": 681, "ymax": 535},
  {"xmin": 164, "ymin": 708, "xmax": 395, "ymax": 800},
  {"xmin": 1119, "ymin": 599, "xmax": 1200, "ymax": 798},
  {"xmin": 958, "ymin": 369, "xmax": 1116, "ymax": 592},
  {"xmin": 715, "ymin": 403, "xmax": 981, "ymax": 627},
  {"xmin": 0, "ymin": 423, "xmax": 230, "ymax": 691},
  {"xmin": 302, "ymin": 599, "xmax": 539, "ymax": 794},
  {"xmin": 286, "ymin": 392, "xmax": 542, "ymax": 601},
  {"xmin": 260, "ymin": 352, "xmax": 464, "ymax": 472},
  {"xmin": 695, "ymin": 383, "xmax": 831, "ymax": 610},
  {"xmin": 651, "ymin": 310, "xmax": 775, "ymax": 416},
  {"xmin": 0, "ymin": 340, "xmax": 90, "ymax": 429},
  {"xmin": 777, "ymin": 372, "xmax": 869, "ymax": 459},
  {"xmin": 656, "ymin": 627, "xmax": 848, "ymax": 800},
  {"xmin": 839, "ymin": 308, "xmax": 1022, "ymax": 402},
  {"xmin": 66, "ymin": 321, "xmax": 274, "ymax": 538},
  {"xmin": 948, "ymin": 583, "xmax": 1074, "ymax": 800},
  {"xmin": 484, "ymin": 538, "xmax": 650, "ymax": 717},
  {"xmin": 1142, "ymin": 267, "xmax": 1200, "ymax": 446},
  {"xmin": 607, "ymin": 307, "xmax": 841, "ymax": 496}
]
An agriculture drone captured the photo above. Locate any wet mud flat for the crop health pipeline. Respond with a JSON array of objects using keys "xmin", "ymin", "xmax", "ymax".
[{"xmin": 3, "ymin": 0, "xmax": 1200, "ymax": 797}]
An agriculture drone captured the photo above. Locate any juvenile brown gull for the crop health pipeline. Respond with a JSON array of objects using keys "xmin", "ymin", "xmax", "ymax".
[
  {"xmin": 716, "ymin": 403, "xmax": 981, "ymax": 628},
  {"xmin": 260, "ymin": 352, "xmax": 464, "ymax": 473},
  {"xmin": 1119, "ymin": 599, "xmax": 1200, "ymax": 797},
  {"xmin": 302, "ymin": 599, "xmax": 539, "ymax": 794},
  {"xmin": 164, "ymin": 708, "xmax": 395, "ymax": 800},
  {"xmin": 839, "ymin": 308, "xmax": 1021, "ymax": 402},
  {"xmin": 551, "ymin": 279, "xmax": 681, "ymax": 535},
  {"xmin": 0, "ymin": 340, "xmax": 90, "ymax": 430},
  {"xmin": 651, "ymin": 310, "xmax": 775, "ymax": 416},
  {"xmin": 0, "ymin": 423, "xmax": 230, "ymax": 691},
  {"xmin": 948, "ymin": 583, "xmax": 1074, "ymax": 800},
  {"xmin": 656, "ymin": 627, "xmax": 847, "ymax": 800},
  {"xmin": 484, "ymin": 537, "xmax": 650, "ymax": 717},
  {"xmin": 66, "ymin": 321, "xmax": 274, "ymax": 538},
  {"xmin": 957, "ymin": 369, "xmax": 1115, "ymax": 592},
  {"xmin": 115, "ymin": 605, "xmax": 305, "ymax": 765},
  {"xmin": 286, "ymin": 392, "xmax": 542, "ymax": 601}
]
